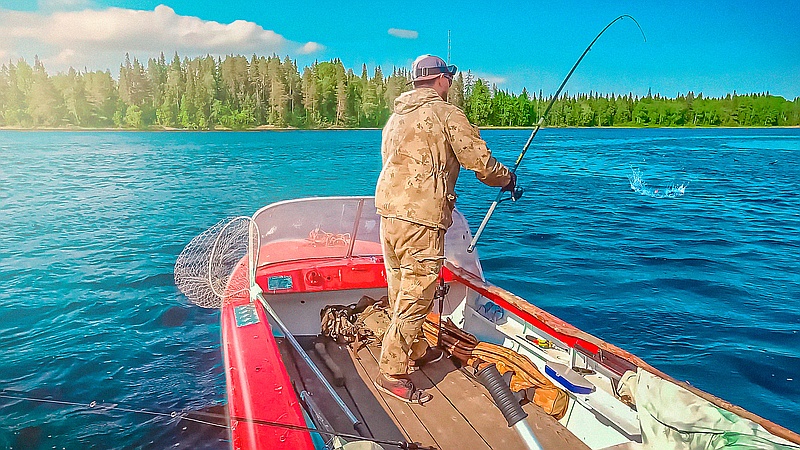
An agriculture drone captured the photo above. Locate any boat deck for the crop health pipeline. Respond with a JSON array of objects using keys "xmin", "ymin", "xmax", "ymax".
[{"xmin": 282, "ymin": 337, "xmax": 589, "ymax": 450}]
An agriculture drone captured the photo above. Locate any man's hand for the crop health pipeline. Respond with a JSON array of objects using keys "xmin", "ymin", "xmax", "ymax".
[
  {"xmin": 501, "ymin": 172, "xmax": 516, "ymax": 193},
  {"xmin": 501, "ymin": 173, "xmax": 523, "ymax": 202}
]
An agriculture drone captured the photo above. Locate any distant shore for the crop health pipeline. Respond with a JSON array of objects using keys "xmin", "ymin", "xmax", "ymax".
[
  {"xmin": 2, "ymin": 125, "xmax": 799, "ymax": 132},
  {"xmin": 4, "ymin": 54, "xmax": 798, "ymax": 131}
]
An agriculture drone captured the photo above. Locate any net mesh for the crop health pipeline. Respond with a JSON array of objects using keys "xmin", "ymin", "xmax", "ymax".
[{"xmin": 174, "ymin": 217, "xmax": 258, "ymax": 308}]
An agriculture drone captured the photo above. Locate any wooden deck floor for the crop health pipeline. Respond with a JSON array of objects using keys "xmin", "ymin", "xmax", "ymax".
[{"xmin": 287, "ymin": 338, "xmax": 588, "ymax": 450}]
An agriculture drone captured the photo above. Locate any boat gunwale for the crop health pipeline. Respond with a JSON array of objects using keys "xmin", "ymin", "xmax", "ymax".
[
  {"xmin": 444, "ymin": 262, "xmax": 800, "ymax": 445},
  {"xmin": 239, "ymin": 196, "xmax": 800, "ymax": 446}
]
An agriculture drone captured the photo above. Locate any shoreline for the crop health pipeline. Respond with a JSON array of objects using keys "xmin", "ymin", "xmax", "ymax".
[
  {"xmin": 0, "ymin": 126, "xmax": 383, "ymax": 132},
  {"xmin": 1, "ymin": 125, "xmax": 798, "ymax": 132}
]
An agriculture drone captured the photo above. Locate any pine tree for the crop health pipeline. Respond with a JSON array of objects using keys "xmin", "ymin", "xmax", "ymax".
[
  {"xmin": 148, "ymin": 53, "xmax": 168, "ymax": 118},
  {"xmin": 52, "ymin": 67, "xmax": 90, "ymax": 126},
  {"xmin": 267, "ymin": 56, "xmax": 287, "ymax": 126},
  {"xmin": 283, "ymin": 56, "xmax": 302, "ymax": 125},
  {"xmin": 0, "ymin": 64, "xmax": 9, "ymax": 125},
  {"xmin": 467, "ymin": 79, "xmax": 491, "ymax": 125},
  {"xmin": 27, "ymin": 57, "xmax": 63, "ymax": 126},
  {"xmin": 157, "ymin": 53, "xmax": 183, "ymax": 127},
  {"xmin": 3, "ymin": 60, "xmax": 33, "ymax": 126},
  {"xmin": 334, "ymin": 59, "xmax": 347, "ymax": 126},
  {"xmin": 448, "ymin": 72, "xmax": 465, "ymax": 110},
  {"xmin": 83, "ymin": 70, "xmax": 117, "ymax": 126},
  {"xmin": 360, "ymin": 72, "xmax": 379, "ymax": 128},
  {"xmin": 301, "ymin": 65, "xmax": 318, "ymax": 126}
]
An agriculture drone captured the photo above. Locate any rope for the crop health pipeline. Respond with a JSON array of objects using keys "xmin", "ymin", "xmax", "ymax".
[{"xmin": 308, "ymin": 227, "xmax": 351, "ymax": 247}]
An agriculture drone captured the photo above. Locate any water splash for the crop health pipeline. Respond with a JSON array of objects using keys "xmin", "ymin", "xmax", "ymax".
[{"xmin": 628, "ymin": 167, "xmax": 687, "ymax": 198}]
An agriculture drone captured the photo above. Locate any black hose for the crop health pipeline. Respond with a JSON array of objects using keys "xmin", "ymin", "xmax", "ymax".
[{"xmin": 476, "ymin": 364, "xmax": 528, "ymax": 427}]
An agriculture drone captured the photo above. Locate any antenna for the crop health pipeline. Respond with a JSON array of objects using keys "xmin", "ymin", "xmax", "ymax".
[{"xmin": 447, "ymin": 30, "xmax": 451, "ymax": 64}]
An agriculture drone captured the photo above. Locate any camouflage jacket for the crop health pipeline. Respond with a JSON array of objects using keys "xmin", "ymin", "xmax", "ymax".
[{"xmin": 375, "ymin": 88, "xmax": 512, "ymax": 229}]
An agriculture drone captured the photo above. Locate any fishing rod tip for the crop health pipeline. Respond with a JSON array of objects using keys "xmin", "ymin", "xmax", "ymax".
[{"xmin": 621, "ymin": 14, "xmax": 647, "ymax": 43}]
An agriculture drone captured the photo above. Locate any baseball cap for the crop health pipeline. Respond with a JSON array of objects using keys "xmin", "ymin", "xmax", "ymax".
[{"xmin": 411, "ymin": 54, "xmax": 457, "ymax": 82}]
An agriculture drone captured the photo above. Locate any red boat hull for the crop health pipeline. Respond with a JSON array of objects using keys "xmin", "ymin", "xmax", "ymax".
[{"xmin": 221, "ymin": 262, "xmax": 315, "ymax": 450}]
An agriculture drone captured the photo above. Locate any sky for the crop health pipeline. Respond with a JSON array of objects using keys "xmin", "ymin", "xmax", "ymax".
[{"xmin": 0, "ymin": 0, "xmax": 798, "ymax": 99}]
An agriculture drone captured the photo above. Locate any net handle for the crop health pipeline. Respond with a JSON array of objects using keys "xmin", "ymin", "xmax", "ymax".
[{"xmin": 204, "ymin": 216, "xmax": 258, "ymax": 300}]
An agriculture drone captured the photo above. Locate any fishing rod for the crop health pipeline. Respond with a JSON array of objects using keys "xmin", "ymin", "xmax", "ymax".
[{"xmin": 467, "ymin": 14, "xmax": 646, "ymax": 253}]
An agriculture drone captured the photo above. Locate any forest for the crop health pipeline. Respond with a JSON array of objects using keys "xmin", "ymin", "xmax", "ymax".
[{"xmin": 1, "ymin": 53, "xmax": 798, "ymax": 130}]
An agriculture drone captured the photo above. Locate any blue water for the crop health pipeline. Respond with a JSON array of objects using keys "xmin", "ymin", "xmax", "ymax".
[{"xmin": 1, "ymin": 128, "xmax": 798, "ymax": 447}]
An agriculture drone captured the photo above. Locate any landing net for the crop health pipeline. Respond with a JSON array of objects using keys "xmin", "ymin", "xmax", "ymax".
[{"xmin": 174, "ymin": 216, "xmax": 259, "ymax": 308}]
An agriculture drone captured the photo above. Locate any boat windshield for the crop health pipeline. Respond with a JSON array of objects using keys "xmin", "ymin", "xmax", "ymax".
[
  {"xmin": 252, "ymin": 196, "xmax": 483, "ymax": 278},
  {"xmin": 252, "ymin": 197, "xmax": 381, "ymax": 267}
]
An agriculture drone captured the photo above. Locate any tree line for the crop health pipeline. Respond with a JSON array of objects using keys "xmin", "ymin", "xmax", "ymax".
[{"xmin": 1, "ymin": 53, "xmax": 798, "ymax": 130}]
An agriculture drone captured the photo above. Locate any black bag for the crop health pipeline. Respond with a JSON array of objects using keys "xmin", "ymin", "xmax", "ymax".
[
  {"xmin": 319, "ymin": 295, "xmax": 390, "ymax": 346},
  {"xmin": 320, "ymin": 304, "xmax": 359, "ymax": 344}
]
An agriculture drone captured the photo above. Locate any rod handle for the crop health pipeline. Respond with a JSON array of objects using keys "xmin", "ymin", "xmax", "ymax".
[{"xmin": 467, "ymin": 198, "xmax": 500, "ymax": 253}]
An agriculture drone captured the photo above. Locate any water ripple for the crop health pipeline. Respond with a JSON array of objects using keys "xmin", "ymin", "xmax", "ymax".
[{"xmin": 1, "ymin": 128, "xmax": 799, "ymax": 444}]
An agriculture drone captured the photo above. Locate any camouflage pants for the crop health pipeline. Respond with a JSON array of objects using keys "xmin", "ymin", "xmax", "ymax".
[{"xmin": 378, "ymin": 217, "xmax": 445, "ymax": 376}]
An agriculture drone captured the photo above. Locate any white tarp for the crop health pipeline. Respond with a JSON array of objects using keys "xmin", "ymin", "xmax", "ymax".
[{"xmin": 618, "ymin": 369, "xmax": 799, "ymax": 450}]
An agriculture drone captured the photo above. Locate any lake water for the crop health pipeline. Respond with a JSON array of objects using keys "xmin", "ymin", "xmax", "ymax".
[{"xmin": 1, "ymin": 128, "xmax": 798, "ymax": 448}]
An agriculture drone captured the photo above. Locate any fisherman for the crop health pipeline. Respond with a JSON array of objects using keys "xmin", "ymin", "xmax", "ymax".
[{"xmin": 374, "ymin": 54, "xmax": 516, "ymax": 403}]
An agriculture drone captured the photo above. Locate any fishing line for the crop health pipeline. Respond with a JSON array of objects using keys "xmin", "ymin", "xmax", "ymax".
[
  {"xmin": 467, "ymin": 14, "xmax": 647, "ymax": 252},
  {"xmin": 0, "ymin": 390, "xmax": 224, "ymax": 429},
  {"xmin": 0, "ymin": 390, "xmax": 434, "ymax": 450},
  {"xmin": 224, "ymin": 414, "xmax": 436, "ymax": 449}
]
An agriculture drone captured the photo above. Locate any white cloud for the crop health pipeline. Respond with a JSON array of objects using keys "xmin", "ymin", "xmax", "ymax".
[
  {"xmin": 388, "ymin": 28, "xmax": 418, "ymax": 39},
  {"xmin": 0, "ymin": 4, "xmax": 324, "ymax": 73},
  {"xmin": 475, "ymin": 73, "xmax": 508, "ymax": 86},
  {"xmin": 52, "ymin": 48, "xmax": 77, "ymax": 65},
  {"xmin": 298, "ymin": 41, "xmax": 325, "ymax": 55}
]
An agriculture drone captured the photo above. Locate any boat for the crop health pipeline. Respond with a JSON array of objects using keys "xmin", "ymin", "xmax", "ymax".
[{"xmin": 174, "ymin": 196, "xmax": 800, "ymax": 450}]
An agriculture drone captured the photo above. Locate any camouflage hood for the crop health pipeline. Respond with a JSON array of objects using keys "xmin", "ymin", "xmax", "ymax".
[
  {"xmin": 375, "ymin": 88, "xmax": 511, "ymax": 229},
  {"xmin": 392, "ymin": 88, "xmax": 442, "ymax": 115}
]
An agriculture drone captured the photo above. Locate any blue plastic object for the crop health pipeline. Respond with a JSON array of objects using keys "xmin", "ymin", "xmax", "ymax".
[{"xmin": 545, "ymin": 362, "xmax": 595, "ymax": 395}]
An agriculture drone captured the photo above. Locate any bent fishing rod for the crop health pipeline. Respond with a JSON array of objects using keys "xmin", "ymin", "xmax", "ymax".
[{"xmin": 467, "ymin": 14, "xmax": 646, "ymax": 253}]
